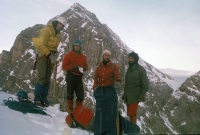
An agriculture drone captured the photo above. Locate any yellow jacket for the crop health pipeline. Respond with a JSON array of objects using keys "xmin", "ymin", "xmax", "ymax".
[{"xmin": 32, "ymin": 23, "xmax": 61, "ymax": 56}]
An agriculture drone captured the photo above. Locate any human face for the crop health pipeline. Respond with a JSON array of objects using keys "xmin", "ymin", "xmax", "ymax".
[
  {"xmin": 103, "ymin": 53, "xmax": 110, "ymax": 62},
  {"xmin": 128, "ymin": 56, "xmax": 134, "ymax": 65},
  {"xmin": 56, "ymin": 22, "xmax": 65, "ymax": 31},
  {"xmin": 73, "ymin": 45, "xmax": 81, "ymax": 52}
]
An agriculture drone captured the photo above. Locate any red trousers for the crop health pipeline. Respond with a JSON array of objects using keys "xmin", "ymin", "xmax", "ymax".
[
  {"xmin": 127, "ymin": 103, "xmax": 139, "ymax": 116},
  {"xmin": 126, "ymin": 103, "xmax": 138, "ymax": 124}
]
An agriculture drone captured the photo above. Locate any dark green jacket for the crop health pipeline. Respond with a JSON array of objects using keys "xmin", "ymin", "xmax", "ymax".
[{"xmin": 124, "ymin": 63, "xmax": 149, "ymax": 104}]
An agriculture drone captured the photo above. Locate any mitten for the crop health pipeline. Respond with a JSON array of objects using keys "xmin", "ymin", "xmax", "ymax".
[
  {"xmin": 49, "ymin": 54, "xmax": 57, "ymax": 65},
  {"xmin": 73, "ymin": 66, "xmax": 79, "ymax": 72},
  {"xmin": 116, "ymin": 76, "xmax": 122, "ymax": 82},
  {"xmin": 138, "ymin": 93, "xmax": 145, "ymax": 102}
]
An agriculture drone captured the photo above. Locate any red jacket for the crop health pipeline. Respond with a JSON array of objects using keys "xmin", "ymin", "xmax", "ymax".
[
  {"xmin": 93, "ymin": 61, "xmax": 120, "ymax": 90},
  {"xmin": 62, "ymin": 51, "xmax": 88, "ymax": 75}
]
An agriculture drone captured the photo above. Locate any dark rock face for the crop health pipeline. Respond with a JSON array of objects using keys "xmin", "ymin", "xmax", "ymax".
[
  {"xmin": 0, "ymin": 3, "xmax": 199, "ymax": 134},
  {"xmin": 0, "ymin": 24, "xmax": 44, "ymax": 93},
  {"xmin": 162, "ymin": 71, "xmax": 200, "ymax": 134},
  {"xmin": 0, "ymin": 50, "xmax": 11, "ymax": 87}
]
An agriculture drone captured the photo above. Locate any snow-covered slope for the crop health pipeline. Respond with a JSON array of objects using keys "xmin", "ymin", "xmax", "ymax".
[{"xmin": 0, "ymin": 91, "xmax": 90, "ymax": 135}]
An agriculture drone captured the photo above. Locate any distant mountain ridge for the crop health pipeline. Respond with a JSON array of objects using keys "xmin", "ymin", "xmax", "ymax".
[{"xmin": 0, "ymin": 3, "xmax": 199, "ymax": 134}]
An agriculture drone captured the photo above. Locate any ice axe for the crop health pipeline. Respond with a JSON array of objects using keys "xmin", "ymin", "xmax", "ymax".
[{"xmin": 53, "ymin": 61, "xmax": 58, "ymax": 103}]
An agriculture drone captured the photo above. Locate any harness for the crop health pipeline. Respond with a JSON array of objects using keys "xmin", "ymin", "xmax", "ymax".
[{"xmin": 34, "ymin": 51, "xmax": 57, "ymax": 70}]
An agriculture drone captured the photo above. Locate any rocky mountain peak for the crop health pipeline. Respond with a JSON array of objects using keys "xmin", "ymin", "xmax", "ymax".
[{"xmin": 64, "ymin": 2, "xmax": 101, "ymax": 27}]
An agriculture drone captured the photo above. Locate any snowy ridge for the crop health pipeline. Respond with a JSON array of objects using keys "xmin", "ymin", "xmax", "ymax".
[
  {"xmin": 139, "ymin": 57, "xmax": 180, "ymax": 90},
  {"xmin": 103, "ymin": 24, "xmax": 132, "ymax": 53},
  {"xmin": 172, "ymin": 71, "xmax": 200, "ymax": 102}
]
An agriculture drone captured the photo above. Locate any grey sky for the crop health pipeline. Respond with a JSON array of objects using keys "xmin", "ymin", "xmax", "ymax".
[{"xmin": 0, "ymin": 0, "xmax": 199, "ymax": 73}]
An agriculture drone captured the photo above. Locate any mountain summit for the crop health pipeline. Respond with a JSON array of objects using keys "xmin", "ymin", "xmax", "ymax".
[{"xmin": 0, "ymin": 3, "xmax": 199, "ymax": 134}]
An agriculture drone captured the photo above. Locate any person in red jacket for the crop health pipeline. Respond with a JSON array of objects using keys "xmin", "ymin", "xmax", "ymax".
[
  {"xmin": 62, "ymin": 39, "xmax": 88, "ymax": 114},
  {"xmin": 93, "ymin": 49, "xmax": 122, "ymax": 134},
  {"xmin": 93, "ymin": 50, "xmax": 122, "ymax": 89}
]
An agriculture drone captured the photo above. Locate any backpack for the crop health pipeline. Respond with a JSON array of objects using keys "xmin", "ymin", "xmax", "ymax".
[
  {"xmin": 65, "ymin": 105, "xmax": 140, "ymax": 135},
  {"xmin": 65, "ymin": 105, "xmax": 94, "ymax": 131},
  {"xmin": 118, "ymin": 112, "xmax": 140, "ymax": 135},
  {"xmin": 93, "ymin": 85, "xmax": 118, "ymax": 135},
  {"xmin": 3, "ymin": 97, "xmax": 51, "ymax": 117}
]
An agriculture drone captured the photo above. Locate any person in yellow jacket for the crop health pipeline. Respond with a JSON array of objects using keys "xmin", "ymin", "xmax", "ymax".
[{"xmin": 32, "ymin": 16, "xmax": 67, "ymax": 107}]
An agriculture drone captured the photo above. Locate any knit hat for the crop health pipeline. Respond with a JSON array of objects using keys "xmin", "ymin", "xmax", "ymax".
[
  {"xmin": 128, "ymin": 51, "xmax": 139, "ymax": 63},
  {"xmin": 102, "ymin": 50, "xmax": 111, "ymax": 56}
]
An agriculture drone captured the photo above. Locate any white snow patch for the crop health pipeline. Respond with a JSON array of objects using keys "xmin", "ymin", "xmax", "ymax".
[
  {"xmin": 187, "ymin": 87, "xmax": 200, "ymax": 94},
  {"xmin": 81, "ymin": 22, "xmax": 87, "ymax": 28},
  {"xmin": 160, "ymin": 113, "xmax": 178, "ymax": 134},
  {"xmin": 181, "ymin": 122, "xmax": 186, "ymax": 126},
  {"xmin": 171, "ymin": 110, "xmax": 175, "ymax": 116},
  {"xmin": 138, "ymin": 102, "xmax": 145, "ymax": 107},
  {"xmin": 0, "ymin": 92, "xmax": 93, "ymax": 135},
  {"xmin": 10, "ymin": 70, "xmax": 15, "ymax": 76}
]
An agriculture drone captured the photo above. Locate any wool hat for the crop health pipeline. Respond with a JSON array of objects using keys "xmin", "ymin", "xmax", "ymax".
[
  {"xmin": 102, "ymin": 50, "xmax": 111, "ymax": 56},
  {"xmin": 129, "ymin": 51, "xmax": 139, "ymax": 63}
]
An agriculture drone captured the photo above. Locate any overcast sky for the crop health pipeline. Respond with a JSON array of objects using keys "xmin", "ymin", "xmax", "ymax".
[{"xmin": 0, "ymin": 0, "xmax": 199, "ymax": 73}]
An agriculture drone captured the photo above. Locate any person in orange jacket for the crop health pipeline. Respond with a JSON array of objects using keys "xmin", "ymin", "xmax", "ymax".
[
  {"xmin": 93, "ymin": 50, "xmax": 122, "ymax": 89},
  {"xmin": 93, "ymin": 49, "xmax": 122, "ymax": 135},
  {"xmin": 62, "ymin": 39, "xmax": 88, "ymax": 114}
]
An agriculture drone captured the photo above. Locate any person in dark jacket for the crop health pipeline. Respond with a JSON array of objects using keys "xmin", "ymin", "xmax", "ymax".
[
  {"xmin": 32, "ymin": 16, "xmax": 67, "ymax": 107},
  {"xmin": 62, "ymin": 39, "xmax": 88, "ymax": 114},
  {"xmin": 123, "ymin": 51, "xmax": 149, "ymax": 124}
]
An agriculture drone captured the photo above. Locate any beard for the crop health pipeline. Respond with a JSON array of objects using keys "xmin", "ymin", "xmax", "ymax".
[
  {"xmin": 128, "ymin": 61, "xmax": 136, "ymax": 66},
  {"xmin": 103, "ymin": 58, "xmax": 110, "ymax": 65}
]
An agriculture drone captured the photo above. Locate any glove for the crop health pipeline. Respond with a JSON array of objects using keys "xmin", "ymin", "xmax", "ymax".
[
  {"xmin": 138, "ymin": 93, "xmax": 145, "ymax": 102},
  {"xmin": 116, "ymin": 76, "xmax": 122, "ymax": 82},
  {"xmin": 73, "ymin": 66, "xmax": 79, "ymax": 72},
  {"xmin": 48, "ymin": 52, "xmax": 58, "ymax": 65}
]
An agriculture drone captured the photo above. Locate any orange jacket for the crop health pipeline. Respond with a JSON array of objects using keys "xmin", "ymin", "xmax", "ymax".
[
  {"xmin": 62, "ymin": 51, "xmax": 88, "ymax": 75},
  {"xmin": 93, "ymin": 61, "xmax": 120, "ymax": 90}
]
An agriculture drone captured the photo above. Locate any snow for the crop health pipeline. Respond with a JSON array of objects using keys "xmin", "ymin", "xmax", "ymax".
[
  {"xmin": 0, "ymin": 92, "xmax": 92, "ymax": 135},
  {"xmin": 159, "ymin": 113, "xmax": 178, "ymax": 134},
  {"xmin": 181, "ymin": 122, "xmax": 186, "ymax": 126},
  {"xmin": 81, "ymin": 22, "xmax": 87, "ymax": 28},
  {"xmin": 187, "ymin": 86, "xmax": 200, "ymax": 94},
  {"xmin": 170, "ymin": 110, "xmax": 175, "ymax": 116},
  {"xmin": 10, "ymin": 70, "xmax": 14, "ymax": 76},
  {"xmin": 151, "ymin": 65, "xmax": 182, "ymax": 90}
]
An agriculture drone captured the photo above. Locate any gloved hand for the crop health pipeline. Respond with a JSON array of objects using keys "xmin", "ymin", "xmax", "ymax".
[
  {"xmin": 49, "ymin": 53, "xmax": 58, "ymax": 65},
  {"xmin": 116, "ymin": 76, "xmax": 122, "ymax": 82},
  {"xmin": 73, "ymin": 66, "xmax": 79, "ymax": 72},
  {"xmin": 138, "ymin": 93, "xmax": 145, "ymax": 102}
]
